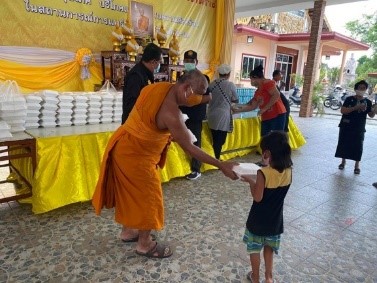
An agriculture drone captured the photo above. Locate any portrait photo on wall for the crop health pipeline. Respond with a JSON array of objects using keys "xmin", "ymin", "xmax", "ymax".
[{"xmin": 131, "ymin": 1, "xmax": 154, "ymax": 38}]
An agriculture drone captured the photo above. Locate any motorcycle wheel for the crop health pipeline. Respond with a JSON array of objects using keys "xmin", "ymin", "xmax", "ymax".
[
  {"xmin": 330, "ymin": 100, "xmax": 341, "ymax": 110},
  {"xmin": 323, "ymin": 98, "xmax": 331, "ymax": 108}
]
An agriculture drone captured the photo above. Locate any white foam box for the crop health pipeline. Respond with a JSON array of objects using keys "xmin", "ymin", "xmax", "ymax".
[{"xmin": 233, "ymin": 163, "xmax": 260, "ymax": 178}]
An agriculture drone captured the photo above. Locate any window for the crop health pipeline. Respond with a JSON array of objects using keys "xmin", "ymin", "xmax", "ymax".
[
  {"xmin": 288, "ymin": 10, "xmax": 305, "ymax": 18},
  {"xmin": 241, "ymin": 54, "xmax": 266, "ymax": 80}
]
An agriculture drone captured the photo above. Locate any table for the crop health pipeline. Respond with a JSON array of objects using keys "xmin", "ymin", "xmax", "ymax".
[
  {"xmin": 0, "ymin": 132, "xmax": 36, "ymax": 203},
  {"xmin": 14, "ymin": 116, "xmax": 305, "ymax": 214}
]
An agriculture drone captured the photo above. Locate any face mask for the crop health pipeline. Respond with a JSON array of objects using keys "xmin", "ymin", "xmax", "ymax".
[
  {"xmin": 154, "ymin": 63, "xmax": 160, "ymax": 73},
  {"xmin": 185, "ymin": 87, "xmax": 203, "ymax": 106},
  {"xmin": 184, "ymin": 63, "xmax": 196, "ymax": 71},
  {"xmin": 355, "ymin": 90, "xmax": 365, "ymax": 97}
]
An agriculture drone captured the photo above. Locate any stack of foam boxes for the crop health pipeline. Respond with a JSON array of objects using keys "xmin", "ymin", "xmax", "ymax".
[
  {"xmin": 72, "ymin": 93, "xmax": 89, "ymax": 125},
  {"xmin": 113, "ymin": 92, "xmax": 123, "ymax": 123},
  {"xmin": 56, "ymin": 93, "xmax": 73, "ymax": 127},
  {"xmin": 25, "ymin": 93, "xmax": 42, "ymax": 129},
  {"xmin": 100, "ymin": 93, "xmax": 114, "ymax": 124},
  {"xmin": 40, "ymin": 90, "xmax": 59, "ymax": 128},
  {"xmin": 87, "ymin": 92, "xmax": 102, "ymax": 124}
]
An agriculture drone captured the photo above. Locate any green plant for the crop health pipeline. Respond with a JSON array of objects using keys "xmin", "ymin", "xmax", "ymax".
[
  {"xmin": 290, "ymin": 74, "xmax": 326, "ymax": 116},
  {"xmin": 290, "ymin": 73, "xmax": 304, "ymax": 88},
  {"xmin": 312, "ymin": 81, "xmax": 325, "ymax": 116}
]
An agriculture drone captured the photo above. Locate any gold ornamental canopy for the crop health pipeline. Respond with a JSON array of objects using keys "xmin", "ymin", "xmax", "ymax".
[
  {"xmin": 157, "ymin": 22, "xmax": 167, "ymax": 47},
  {"xmin": 168, "ymin": 31, "xmax": 180, "ymax": 65}
]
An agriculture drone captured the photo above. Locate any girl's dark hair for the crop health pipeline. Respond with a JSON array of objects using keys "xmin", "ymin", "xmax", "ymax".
[
  {"xmin": 249, "ymin": 65, "xmax": 265, "ymax": 79},
  {"xmin": 260, "ymin": 131, "xmax": 293, "ymax": 172},
  {"xmin": 354, "ymin": 80, "xmax": 368, "ymax": 91}
]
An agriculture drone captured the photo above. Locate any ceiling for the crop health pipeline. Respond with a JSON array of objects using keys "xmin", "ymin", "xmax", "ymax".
[{"xmin": 235, "ymin": 0, "xmax": 368, "ymax": 18}]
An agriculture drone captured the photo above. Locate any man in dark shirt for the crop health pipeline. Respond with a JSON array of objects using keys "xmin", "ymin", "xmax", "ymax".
[
  {"xmin": 122, "ymin": 43, "xmax": 162, "ymax": 124},
  {"xmin": 180, "ymin": 50, "xmax": 212, "ymax": 180}
]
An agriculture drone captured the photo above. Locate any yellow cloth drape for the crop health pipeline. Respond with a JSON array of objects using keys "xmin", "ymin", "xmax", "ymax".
[
  {"xmin": 14, "ymin": 116, "xmax": 306, "ymax": 214},
  {"xmin": 220, "ymin": 0, "xmax": 235, "ymax": 65},
  {"xmin": 0, "ymin": 59, "xmax": 103, "ymax": 93},
  {"xmin": 203, "ymin": 0, "xmax": 235, "ymax": 80}
]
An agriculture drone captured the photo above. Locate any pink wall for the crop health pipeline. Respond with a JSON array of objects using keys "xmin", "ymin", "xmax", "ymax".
[{"xmin": 231, "ymin": 34, "xmax": 276, "ymax": 87}]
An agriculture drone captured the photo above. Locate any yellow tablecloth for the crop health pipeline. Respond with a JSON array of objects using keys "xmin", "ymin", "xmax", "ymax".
[{"xmin": 15, "ymin": 116, "xmax": 305, "ymax": 214}]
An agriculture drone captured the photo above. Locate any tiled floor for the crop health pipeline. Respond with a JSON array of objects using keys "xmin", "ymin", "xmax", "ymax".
[{"xmin": 1, "ymin": 112, "xmax": 377, "ymax": 283}]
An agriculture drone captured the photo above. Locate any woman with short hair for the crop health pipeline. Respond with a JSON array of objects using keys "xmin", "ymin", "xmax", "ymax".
[{"xmin": 335, "ymin": 80, "xmax": 375, "ymax": 174}]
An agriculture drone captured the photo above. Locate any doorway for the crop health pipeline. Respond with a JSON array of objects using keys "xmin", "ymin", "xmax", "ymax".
[{"xmin": 275, "ymin": 53, "xmax": 293, "ymax": 91}]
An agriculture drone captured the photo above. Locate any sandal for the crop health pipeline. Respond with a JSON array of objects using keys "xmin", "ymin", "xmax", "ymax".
[
  {"xmin": 121, "ymin": 233, "xmax": 156, "ymax": 243},
  {"xmin": 135, "ymin": 242, "xmax": 173, "ymax": 258},
  {"xmin": 338, "ymin": 163, "xmax": 345, "ymax": 170},
  {"xmin": 354, "ymin": 168, "xmax": 360, "ymax": 175},
  {"xmin": 246, "ymin": 271, "xmax": 257, "ymax": 282}
]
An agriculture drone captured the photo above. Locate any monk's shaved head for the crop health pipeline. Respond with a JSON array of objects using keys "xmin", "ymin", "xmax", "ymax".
[{"xmin": 178, "ymin": 69, "xmax": 208, "ymax": 94}]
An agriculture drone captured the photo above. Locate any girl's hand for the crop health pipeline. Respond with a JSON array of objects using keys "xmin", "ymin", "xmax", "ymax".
[{"xmin": 240, "ymin": 174, "xmax": 256, "ymax": 183}]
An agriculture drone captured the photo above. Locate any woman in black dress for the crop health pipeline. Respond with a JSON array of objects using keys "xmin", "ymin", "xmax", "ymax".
[{"xmin": 335, "ymin": 80, "xmax": 375, "ymax": 174}]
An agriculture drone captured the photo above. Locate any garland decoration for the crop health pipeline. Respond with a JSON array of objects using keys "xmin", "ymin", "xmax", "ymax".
[{"xmin": 75, "ymin": 48, "xmax": 93, "ymax": 80}]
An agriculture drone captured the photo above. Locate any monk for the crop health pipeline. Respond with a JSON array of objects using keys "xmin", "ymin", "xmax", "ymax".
[
  {"xmin": 92, "ymin": 69, "xmax": 239, "ymax": 258},
  {"xmin": 137, "ymin": 8, "xmax": 149, "ymax": 32}
]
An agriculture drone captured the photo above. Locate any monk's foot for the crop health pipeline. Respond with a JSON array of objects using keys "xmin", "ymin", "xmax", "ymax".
[
  {"xmin": 121, "ymin": 229, "xmax": 157, "ymax": 243},
  {"xmin": 120, "ymin": 228, "xmax": 139, "ymax": 242},
  {"xmin": 135, "ymin": 241, "xmax": 173, "ymax": 258},
  {"xmin": 135, "ymin": 240, "xmax": 156, "ymax": 254}
]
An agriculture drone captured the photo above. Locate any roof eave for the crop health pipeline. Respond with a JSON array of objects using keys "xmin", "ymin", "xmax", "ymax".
[{"xmin": 234, "ymin": 24, "xmax": 370, "ymax": 51}]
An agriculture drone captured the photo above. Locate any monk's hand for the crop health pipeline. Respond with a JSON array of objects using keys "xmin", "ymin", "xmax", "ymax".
[{"xmin": 219, "ymin": 161, "xmax": 239, "ymax": 180}]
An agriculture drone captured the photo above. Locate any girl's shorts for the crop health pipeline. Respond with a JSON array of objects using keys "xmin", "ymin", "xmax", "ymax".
[{"xmin": 243, "ymin": 228, "xmax": 281, "ymax": 254}]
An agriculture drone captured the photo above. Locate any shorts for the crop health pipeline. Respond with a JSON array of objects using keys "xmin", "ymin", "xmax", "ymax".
[
  {"xmin": 260, "ymin": 113, "xmax": 286, "ymax": 137},
  {"xmin": 243, "ymin": 228, "xmax": 281, "ymax": 255}
]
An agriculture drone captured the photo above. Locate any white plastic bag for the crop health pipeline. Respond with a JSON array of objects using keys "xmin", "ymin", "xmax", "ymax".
[
  {"xmin": 0, "ymin": 80, "xmax": 27, "ymax": 132},
  {"xmin": 98, "ymin": 80, "xmax": 118, "ymax": 95}
]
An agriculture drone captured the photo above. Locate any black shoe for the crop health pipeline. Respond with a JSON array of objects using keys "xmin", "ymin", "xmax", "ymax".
[
  {"xmin": 373, "ymin": 182, "xmax": 377, "ymax": 189},
  {"xmin": 185, "ymin": 171, "xmax": 201, "ymax": 180}
]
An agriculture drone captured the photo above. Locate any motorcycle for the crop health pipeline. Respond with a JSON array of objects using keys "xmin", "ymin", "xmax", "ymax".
[
  {"xmin": 323, "ymin": 86, "xmax": 348, "ymax": 110},
  {"xmin": 288, "ymin": 86, "xmax": 301, "ymax": 106},
  {"xmin": 288, "ymin": 86, "xmax": 318, "ymax": 109}
]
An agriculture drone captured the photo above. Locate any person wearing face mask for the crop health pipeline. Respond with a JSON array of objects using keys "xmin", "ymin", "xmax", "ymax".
[
  {"xmin": 180, "ymin": 50, "xmax": 212, "ymax": 180},
  {"xmin": 335, "ymin": 80, "xmax": 375, "ymax": 174},
  {"xmin": 232, "ymin": 65, "xmax": 286, "ymax": 167},
  {"xmin": 92, "ymin": 69, "xmax": 239, "ymax": 259},
  {"xmin": 122, "ymin": 43, "xmax": 163, "ymax": 124}
]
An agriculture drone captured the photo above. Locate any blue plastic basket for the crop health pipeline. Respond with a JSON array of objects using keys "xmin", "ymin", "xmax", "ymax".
[{"xmin": 236, "ymin": 88, "xmax": 255, "ymax": 104}]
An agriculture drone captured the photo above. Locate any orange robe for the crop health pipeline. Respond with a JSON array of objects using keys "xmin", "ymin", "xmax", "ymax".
[
  {"xmin": 92, "ymin": 82, "xmax": 173, "ymax": 230},
  {"xmin": 138, "ymin": 15, "xmax": 149, "ymax": 32}
]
